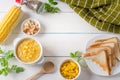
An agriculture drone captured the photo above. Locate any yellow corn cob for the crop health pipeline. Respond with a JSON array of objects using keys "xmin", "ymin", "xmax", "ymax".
[{"xmin": 0, "ymin": 5, "xmax": 22, "ymax": 43}]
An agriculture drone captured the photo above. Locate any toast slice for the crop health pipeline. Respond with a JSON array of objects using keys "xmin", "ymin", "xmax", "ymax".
[
  {"xmin": 87, "ymin": 46, "xmax": 113, "ymax": 70},
  {"xmin": 82, "ymin": 49, "xmax": 110, "ymax": 75},
  {"xmin": 88, "ymin": 42, "xmax": 116, "ymax": 66},
  {"xmin": 95, "ymin": 37, "xmax": 120, "ymax": 61}
]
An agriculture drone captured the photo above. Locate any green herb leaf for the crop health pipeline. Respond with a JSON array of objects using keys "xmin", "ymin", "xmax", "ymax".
[
  {"xmin": 70, "ymin": 51, "xmax": 88, "ymax": 68},
  {"xmin": 0, "ymin": 58, "xmax": 8, "ymax": 67},
  {"xmin": 5, "ymin": 50, "xmax": 14, "ymax": 60},
  {"xmin": 2, "ymin": 68, "xmax": 8, "ymax": 76},
  {"xmin": 75, "ymin": 51, "xmax": 79, "ymax": 56},
  {"xmin": 51, "ymin": 7, "xmax": 60, "ymax": 13},
  {"xmin": 16, "ymin": 67, "xmax": 24, "ymax": 73},
  {"xmin": 70, "ymin": 51, "xmax": 79, "ymax": 58},
  {"xmin": 70, "ymin": 53, "xmax": 75, "ymax": 58},
  {"xmin": 44, "ymin": 0, "xmax": 60, "ymax": 13},
  {"xmin": 0, "ymin": 70, "xmax": 3, "ymax": 75},
  {"xmin": 11, "ymin": 65, "xmax": 24, "ymax": 73},
  {"xmin": 0, "ymin": 48, "xmax": 24, "ymax": 76},
  {"xmin": 0, "ymin": 48, "xmax": 3, "ymax": 54},
  {"xmin": 51, "ymin": 2, "xmax": 58, "ymax": 5},
  {"xmin": 48, "ymin": 0, "xmax": 58, "ymax": 5},
  {"xmin": 44, "ymin": 3, "xmax": 52, "ymax": 12},
  {"xmin": 77, "ymin": 56, "xmax": 81, "ymax": 62},
  {"xmin": 48, "ymin": 0, "xmax": 53, "ymax": 3},
  {"xmin": 11, "ymin": 65, "xmax": 17, "ymax": 70}
]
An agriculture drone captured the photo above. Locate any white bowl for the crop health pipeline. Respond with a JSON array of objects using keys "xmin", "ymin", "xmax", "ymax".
[
  {"xmin": 21, "ymin": 18, "xmax": 41, "ymax": 36},
  {"xmin": 59, "ymin": 58, "xmax": 81, "ymax": 80},
  {"xmin": 14, "ymin": 37, "xmax": 44, "ymax": 64}
]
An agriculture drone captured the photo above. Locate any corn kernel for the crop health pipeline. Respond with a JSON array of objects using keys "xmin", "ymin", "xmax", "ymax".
[
  {"xmin": 60, "ymin": 60, "xmax": 79, "ymax": 79},
  {"xmin": 16, "ymin": 38, "xmax": 41, "ymax": 63}
]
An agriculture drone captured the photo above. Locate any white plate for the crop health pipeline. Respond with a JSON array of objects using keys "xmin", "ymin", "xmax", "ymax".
[{"xmin": 85, "ymin": 34, "xmax": 120, "ymax": 76}]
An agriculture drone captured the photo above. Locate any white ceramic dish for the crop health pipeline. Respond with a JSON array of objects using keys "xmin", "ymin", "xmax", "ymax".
[
  {"xmin": 84, "ymin": 34, "xmax": 120, "ymax": 76},
  {"xmin": 59, "ymin": 58, "xmax": 81, "ymax": 80},
  {"xmin": 21, "ymin": 18, "xmax": 41, "ymax": 36},
  {"xmin": 14, "ymin": 37, "xmax": 44, "ymax": 64}
]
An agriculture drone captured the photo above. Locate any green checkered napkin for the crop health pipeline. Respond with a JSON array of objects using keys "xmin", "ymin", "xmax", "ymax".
[{"xmin": 61, "ymin": 0, "xmax": 120, "ymax": 33}]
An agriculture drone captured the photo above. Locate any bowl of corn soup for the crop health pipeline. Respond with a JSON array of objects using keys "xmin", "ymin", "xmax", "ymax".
[
  {"xmin": 59, "ymin": 59, "xmax": 81, "ymax": 80},
  {"xmin": 14, "ymin": 37, "xmax": 43, "ymax": 64}
]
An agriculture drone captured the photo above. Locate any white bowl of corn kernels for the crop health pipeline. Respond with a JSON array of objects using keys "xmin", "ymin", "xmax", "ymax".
[
  {"xmin": 21, "ymin": 18, "xmax": 40, "ymax": 36},
  {"xmin": 59, "ymin": 59, "xmax": 81, "ymax": 80}
]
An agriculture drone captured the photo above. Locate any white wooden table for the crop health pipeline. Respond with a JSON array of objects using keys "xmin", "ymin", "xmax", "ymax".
[{"xmin": 0, "ymin": 0, "xmax": 120, "ymax": 80}]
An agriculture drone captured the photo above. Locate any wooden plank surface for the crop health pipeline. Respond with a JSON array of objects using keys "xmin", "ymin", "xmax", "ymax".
[
  {"xmin": 0, "ymin": 12, "xmax": 103, "ymax": 34},
  {"xmin": 0, "ymin": 0, "xmax": 119, "ymax": 80},
  {"xmin": 0, "ymin": 34, "xmax": 117, "ymax": 57},
  {"xmin": 0, "ymin": 57, "xmax": 120, "ymax": 80},
  {"xmin": 0, "ymin": 0, "xmax": 106, "ymax": 34}
]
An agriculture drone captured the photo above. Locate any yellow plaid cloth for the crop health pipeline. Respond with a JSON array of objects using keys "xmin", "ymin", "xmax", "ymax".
[{"xmin": 61, "ymin": 0, "xmax": 120, "ymax": 33}]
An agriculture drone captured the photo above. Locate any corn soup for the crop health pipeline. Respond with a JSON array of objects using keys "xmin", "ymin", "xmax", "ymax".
[{"xmin": 16, "ymin": 38, "xmax": 40, "ymax": 63}]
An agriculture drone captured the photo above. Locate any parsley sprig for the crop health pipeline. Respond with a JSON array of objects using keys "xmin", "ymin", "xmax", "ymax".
[
  {"xmin": 0, "ymin": 48, "xmax": 24, "ymax": 76},
  {"xmin": 44, "ymin": 0, "xmax": 60, "ymax": 13},
  {"xmin": 70, "ymin": 51, "xmax": 88, "ymax": 68}
]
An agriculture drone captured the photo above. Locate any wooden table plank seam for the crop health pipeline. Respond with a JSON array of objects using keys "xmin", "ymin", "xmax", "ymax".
[{"xmin": 0, "ymin": 0, "xmax": 120, "ymax": 80}]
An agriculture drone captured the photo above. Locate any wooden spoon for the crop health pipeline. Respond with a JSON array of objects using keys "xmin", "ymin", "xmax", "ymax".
[{"xmin": 26, "ymin": 61, "xmax": 55, "ymax": 80}]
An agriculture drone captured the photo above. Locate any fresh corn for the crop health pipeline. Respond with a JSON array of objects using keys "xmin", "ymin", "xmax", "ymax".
[{"xmin": 0, "ymin": 5, "xmax": 22, "ymax": 43}]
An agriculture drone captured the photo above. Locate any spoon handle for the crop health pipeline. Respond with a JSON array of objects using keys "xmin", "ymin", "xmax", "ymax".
[{"xmin": 26, "ymin": 69, "xmax": 45, "ymax": 80}]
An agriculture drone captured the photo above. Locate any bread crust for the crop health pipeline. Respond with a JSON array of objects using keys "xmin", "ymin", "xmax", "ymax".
[
  {"xmin": 82, "ymin": 50, "xmax": 110, "ymax": 75},
  {"xmin": 95, "ymin": 37, "xmax": 119, "ymax": 65},
  {"xmin": 88, "ymin": 42, "xmax": 116, "ymax": 67}
]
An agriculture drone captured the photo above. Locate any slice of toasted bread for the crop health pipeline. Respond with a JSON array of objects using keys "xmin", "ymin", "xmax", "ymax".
[
  {"xmin": 82, "ymin": 49, "xmax": 110, "ymax": 75},
  {"xmin": 95, "ymin": 37, "xmax": 120, "ymax": 61},
  {"xmin": 87, "ymin": 46, "xmax": 112, "ymax": 70},
  {"xmin": 89, "ymin": 42, "xmax": 116, "ymax": 67}
]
